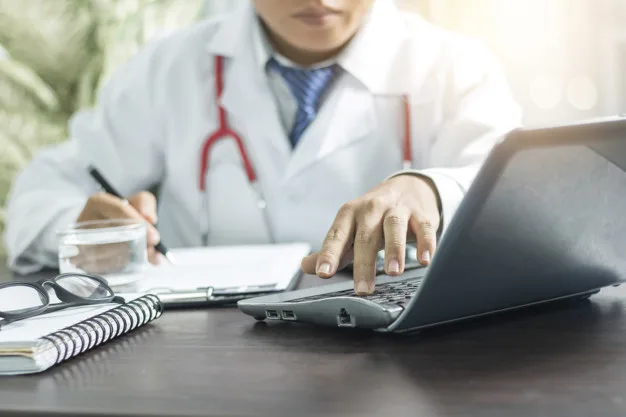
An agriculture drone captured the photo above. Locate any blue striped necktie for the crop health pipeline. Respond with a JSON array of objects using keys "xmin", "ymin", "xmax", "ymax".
[{"xmin": 268, "ymin": 58, "xmax": 338, "ymax": 147}]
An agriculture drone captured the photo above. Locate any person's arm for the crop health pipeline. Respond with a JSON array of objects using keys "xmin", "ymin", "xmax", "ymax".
[
  {"xmin": 391, "ymin": 37, "xmax": 522, "ymax": 238},
  {"xmin": 4, "ymin": 38, "xmax": 168, "ymax": 274},
  {"xmin": 302, "ymin": 37, "xmax": 522, "ymax": 294}
]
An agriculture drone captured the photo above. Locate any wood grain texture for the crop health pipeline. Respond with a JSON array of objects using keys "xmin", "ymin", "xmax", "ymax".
[{"xmin": 1, "ymin": 261, "xmax": 626, "ymax": 417}]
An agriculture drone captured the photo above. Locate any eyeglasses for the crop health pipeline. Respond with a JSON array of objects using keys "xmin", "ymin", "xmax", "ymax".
[{"xmin": 0, "ymin": 273, "xmax": 123, "ymax": 330}]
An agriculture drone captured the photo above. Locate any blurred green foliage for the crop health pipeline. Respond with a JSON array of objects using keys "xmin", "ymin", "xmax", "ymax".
[{"xmin": 0, "ymin": 0, "xmax": 204, "ymax": 254}]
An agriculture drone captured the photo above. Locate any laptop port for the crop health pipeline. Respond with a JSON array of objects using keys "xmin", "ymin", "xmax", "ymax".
[
  {"xmin": 337, "ymin": 308, "xmax": 355, "ymax": 327},
  {"xmin": 281, "ymin": 310, "xmax": 297, "ymax": 320},
  {"xmin": 265, "ymin": 310, "xmax": 280, "ymax": 319}
]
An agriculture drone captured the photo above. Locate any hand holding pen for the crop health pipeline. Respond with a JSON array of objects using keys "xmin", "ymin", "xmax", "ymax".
[{"xmin": 78, "ymin": 166, "xmax": 175, "ymax": 265}]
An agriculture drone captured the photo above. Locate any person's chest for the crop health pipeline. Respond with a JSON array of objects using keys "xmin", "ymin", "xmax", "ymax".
[{"xmin": 154, "ymin": 58, "xmax": 444, "ymax": 248}]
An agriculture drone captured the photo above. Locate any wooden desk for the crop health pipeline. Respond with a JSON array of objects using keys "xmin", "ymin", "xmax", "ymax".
[{"xmin": 1, "ymin": 260, "xmax": 626, "ymax": 417}]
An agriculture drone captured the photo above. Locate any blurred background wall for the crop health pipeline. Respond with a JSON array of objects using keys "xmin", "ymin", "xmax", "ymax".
[
  {"xmin": 203, "ymin": 0, "xmax": 625, "ymax": 125},
  {"xmin": 0, "ymin": 0, "xmax": 623, "ymax": 254},
  {"xmin": 398, "ymin": 0, "xmax": 620, "ymax": 126}
]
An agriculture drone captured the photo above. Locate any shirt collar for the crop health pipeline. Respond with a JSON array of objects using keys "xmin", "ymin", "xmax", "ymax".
[{"xmin": 221, "ymin": 0, "xmax": 421, "ymax": 95}]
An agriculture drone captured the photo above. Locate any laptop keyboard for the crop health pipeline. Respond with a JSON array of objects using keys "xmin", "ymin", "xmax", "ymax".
[{"xmin": 289, "ymin": 278, "xmax": 423, "ymax": 309}]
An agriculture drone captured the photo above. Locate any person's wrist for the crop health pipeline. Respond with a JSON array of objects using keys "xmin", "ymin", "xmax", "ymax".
[
  {"xmin": 389, "ymin": 174, "xmax": 442, "ymax": 234},
  {"xmin": 391, "ymin": 174, "xmax": 440, "ymax": 207}
]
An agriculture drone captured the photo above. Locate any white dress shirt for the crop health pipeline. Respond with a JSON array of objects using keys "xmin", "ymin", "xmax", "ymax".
[
  {"xmin": 251, "ymin": 16, "xmax": 340, "ymax": 136},
  {"xmin": 250, "ymin": 14, "xmax": 423, "ymax": 266}
]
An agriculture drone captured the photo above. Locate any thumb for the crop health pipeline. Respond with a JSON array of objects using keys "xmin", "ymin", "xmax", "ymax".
[
  {"xmin": 301, "ymin": 253, "xmax": 318, "ymax": 275},
  {"xmin": 128, "ymin": 191, "xmax": 158, "ymax": 224},
  {"xmin": 128, "ymin": 191, "xmax": 160, "ymax": 246},
  {"xmin": 301, "ymin": 248, "xmax": 355, "ymax": 277}
]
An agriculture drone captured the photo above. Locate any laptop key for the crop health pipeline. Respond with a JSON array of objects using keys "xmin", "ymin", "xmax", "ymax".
[{"xmin": 290, "ymin": 277, "xmax": 423, "ymax": 309}]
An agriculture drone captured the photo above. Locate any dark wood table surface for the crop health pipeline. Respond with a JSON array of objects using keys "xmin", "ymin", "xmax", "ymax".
[{"xmin": 1, "ymin": 259, "xmax": 626, "ymax": 417}]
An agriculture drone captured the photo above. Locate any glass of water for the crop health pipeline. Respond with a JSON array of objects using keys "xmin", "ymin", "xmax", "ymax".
[{"xmin": 57, "ymin": 219, "xmax": 148, "ymax": 289}]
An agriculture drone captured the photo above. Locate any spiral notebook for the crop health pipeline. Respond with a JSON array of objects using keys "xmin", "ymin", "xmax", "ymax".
[{"xmin": 0, "ymin": 294, "xmax": 163, "ymax": 376}]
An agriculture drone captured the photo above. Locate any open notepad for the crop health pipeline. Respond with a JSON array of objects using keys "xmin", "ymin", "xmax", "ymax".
[
  {"xmin": 135, "ymin": 242, "xmax": 311, "ymax": 295},
  {"xmin": 0, "ymin": 294, "xmax": 163, "ymax": 375}
]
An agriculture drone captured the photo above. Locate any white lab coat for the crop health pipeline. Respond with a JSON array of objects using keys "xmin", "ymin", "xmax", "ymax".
[{"xmin": 4, "ymin": 1, "xmax": 521, "ymax": 274}]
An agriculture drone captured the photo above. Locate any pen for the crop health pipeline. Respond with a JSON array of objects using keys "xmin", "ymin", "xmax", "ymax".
[
  {"xmin": 152, "ymin": 288, "xmax": 215, "ymax": 307},
  {"xmin": 88, "ymin": 166, "xmax": 176, "ymax": 264},
  {"xmin": 150, "ymin": 287, "xmax": 279, "ymax": 308}
]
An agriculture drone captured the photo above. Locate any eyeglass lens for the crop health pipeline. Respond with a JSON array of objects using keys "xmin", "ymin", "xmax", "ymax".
[
  {"xmin": 0, "ymin": 286, "xmax": 46, "ymax": 314},
  {"xmin": 55, "ymin": 275, "xmax": 113, "ymax": 300}
]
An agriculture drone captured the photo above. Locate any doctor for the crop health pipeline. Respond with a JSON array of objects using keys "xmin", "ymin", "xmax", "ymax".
[{"xmin": 4, "ymin": 0, "xmax": 521, "ymax": 295}]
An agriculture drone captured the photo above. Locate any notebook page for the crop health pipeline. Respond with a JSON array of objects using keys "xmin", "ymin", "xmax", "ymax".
[
  {"xmin": 0, "ymin": 294, "xmax": 144, "ymax": 344},
  {"xmin": 0, "ymin": 304, "xmax": 117, "ymax": 344},
  {"xmin": 138, "ymin": 242, "xmax": 311, "ymax": 293}
]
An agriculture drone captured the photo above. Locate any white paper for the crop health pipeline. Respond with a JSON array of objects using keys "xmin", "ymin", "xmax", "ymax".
[
  {"xmin": 134, "ymin": 242, "xmax": 311, "ymax": 293},
  {"xmin": 0, "ymin": 294, "xmax": 144, "ymax": 344}
]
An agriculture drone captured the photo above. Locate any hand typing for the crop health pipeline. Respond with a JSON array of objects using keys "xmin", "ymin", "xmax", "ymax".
[{"xmin": 301, "ymin": 174, "xmax": 441, "ymax": 295}]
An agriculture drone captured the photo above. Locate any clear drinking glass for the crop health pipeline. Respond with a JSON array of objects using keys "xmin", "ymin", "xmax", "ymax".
[{"xmin": 57, "ymin": 219, "xmax": 148, "ymax": 288}]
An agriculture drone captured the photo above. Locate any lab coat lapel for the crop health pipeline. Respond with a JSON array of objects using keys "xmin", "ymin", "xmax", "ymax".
[
  {"xmin": 281, "ymin": 0, "xmax": 441, "ymax": 182},
  {"xmin": 205, "ymin": 3, "xmax": 291, "ymax": 165},
  {"xmin": 203, "ymin": 1, "xmax": 444, "ymax": 184},
  {"xmin": 283, "ymin": 82, "xmax": 376, "ymax": 182},
  {"xmin": 220, "ymin": 52, "xmax": 292, "ymax": 163},
  {"xmin": 338, "ymin": 0, "xmax": 441, "ymax": 97}
]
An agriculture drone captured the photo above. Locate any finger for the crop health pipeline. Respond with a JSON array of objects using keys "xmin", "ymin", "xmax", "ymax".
[
  {"xmin": 129, "ymin": 192, "xmax": 158, "ymax": 224},
  {"xmin": 71, "ymin": 242, "xmax": 130, "ymax": 266},
  {"xmin": 90, "ymin": 192, "xmax": 142, "ymax": 220},
  {"xmin": 300, "ymin": 253, "xmax": 316, "ymax": 275},
  {"xmin": 72, "ymin": 242, "xmax": 128, "ymax": 263},
  {"xmin": 301, "ymin": 247, "xmax": 354, "ymax": 276},
  {"xmin": 73, "ymin": 245, "xmax": 130, "ymax": 274},
  {"xmin": 95, "ymin": 193, "xmax": 161, "ymax": 246},
  {"xmin": 147, "ymin": 247, "xmax": 161, "ymax": 265},
  {"xmin": 77, "ymin": 256, "xmax": 127, "ymax": 275},
  {"xmin": 410, "ymin": 213, "xmax": 437, "ymax": 266},
  {"xmin": 337, "ymin": 247, "xmax": 354, "ymax": 271},
  {"xmin": 353, "ymin": 199, "xmax": 387, "ymax": 295},
  {"xmin": 315, "ymin": 203, "xmax": 356, "ymax": 278},
  {"xmin": 382, "ymin": 207, "xmax": 410, "ymax": 275}
]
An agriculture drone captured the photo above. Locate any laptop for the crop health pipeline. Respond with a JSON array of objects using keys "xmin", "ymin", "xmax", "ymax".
[{"xmin": 238, "ymin": 117, "xmax": 626, "ymax": 333}]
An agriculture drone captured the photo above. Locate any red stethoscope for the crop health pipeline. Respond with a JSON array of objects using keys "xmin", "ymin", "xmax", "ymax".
[{"xmin": 198, "ymin": 55, "xmax": 412, "ymax": 245}]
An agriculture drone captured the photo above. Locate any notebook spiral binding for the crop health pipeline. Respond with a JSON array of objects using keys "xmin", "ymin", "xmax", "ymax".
[{"xmin": 38, "ymin": 294, "xmax": 163, "ymax": 367}]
